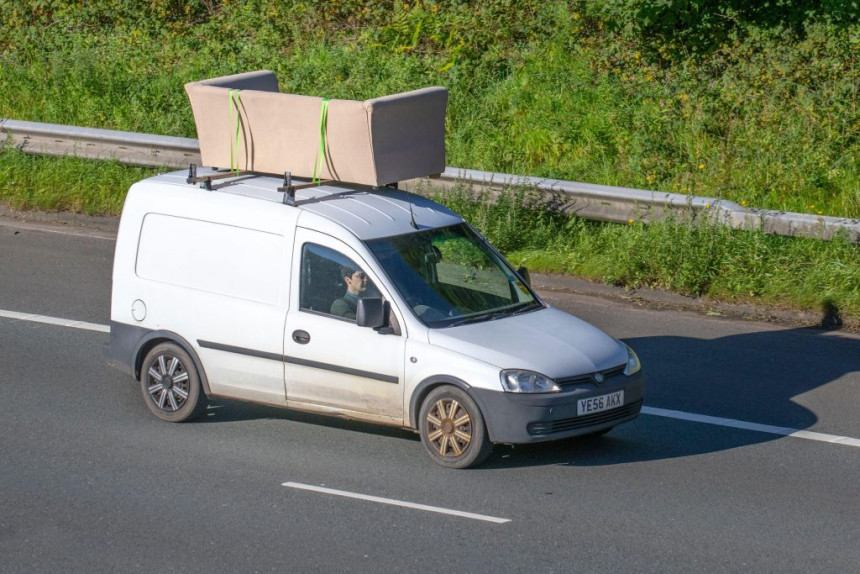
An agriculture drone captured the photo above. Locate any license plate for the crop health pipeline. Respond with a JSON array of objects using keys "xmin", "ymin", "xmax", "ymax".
[{"xmin": 577, "ymin": 390, "xmax": 624, "ymax": 416}]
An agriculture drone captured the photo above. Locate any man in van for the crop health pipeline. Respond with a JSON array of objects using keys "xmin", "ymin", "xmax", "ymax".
[{"xmin": 331, "ymin": 265, "xmax": 369, "ymax": 320}]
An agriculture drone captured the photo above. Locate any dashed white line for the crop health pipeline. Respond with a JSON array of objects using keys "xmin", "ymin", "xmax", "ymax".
[
  {"xmin": 0, "ymin": 309, "xmax": 109, "ymax": 333},
  {"xmin": 2, "ymin": 309, "xmax": 859, "ymax": 449},
  {"xmin": 282, "ymin": 482, "xmax": 511, "ymax": 523},
  {"xmin": 641, "ymin": 406, "xmax": 860, "ymax": 448}
]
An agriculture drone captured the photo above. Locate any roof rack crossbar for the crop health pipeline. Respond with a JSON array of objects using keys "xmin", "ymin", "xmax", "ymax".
[
  {"xmin": 186, "ymin": 166, "xmax": 255, "ymax": 190},
  {"xmin": 185, "ymin": 164, "xmax": 338, "ymax": 200}
]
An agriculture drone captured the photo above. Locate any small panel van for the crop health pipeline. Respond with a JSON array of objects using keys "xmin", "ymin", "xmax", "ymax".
[{"xmin": 107, "ymin": 168, "xmax": 644, "ymax": 468}]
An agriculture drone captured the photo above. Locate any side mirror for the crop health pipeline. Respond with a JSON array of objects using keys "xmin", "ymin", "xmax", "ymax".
[
  {"xmin": 431, "ymin": 245, "xmax": 442, "ymax": 262},
  {"xmin": 517, "ymin": 266, "xmax": 531, "ymax": 286},
  {"xmin": 356, "ymin": 297, "xmax": 385, "ymax": 329}
]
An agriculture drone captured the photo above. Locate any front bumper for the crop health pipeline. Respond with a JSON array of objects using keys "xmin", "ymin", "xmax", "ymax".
[{"xmin": 471, "ymin": 370, "xmax": 645, "ymax": 444}]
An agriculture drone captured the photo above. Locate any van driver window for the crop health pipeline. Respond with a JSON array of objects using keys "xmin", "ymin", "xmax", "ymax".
[{"xmin": 299, "ymin": 243, "xmax": 378, "ymax": 321}]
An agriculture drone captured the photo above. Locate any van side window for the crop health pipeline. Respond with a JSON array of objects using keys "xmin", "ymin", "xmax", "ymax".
[{"xmin": 300, "ymin": 243, "xmax": 378, "ymax": 321}]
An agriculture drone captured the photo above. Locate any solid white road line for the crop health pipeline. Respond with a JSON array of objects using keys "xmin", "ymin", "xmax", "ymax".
[
  {"xmin": 641, "ymin": 406, "xmax": 860, "ymax": 448},
  {"xmin": 0, "ymin": 218, "xmax": 116, "ymax": 240},
  {"xmin": 2, "ymin": 309, "xmax": 860, "ymax": 449},
  {"xmin": 282, "ymin": 482, "xmax": 511, "ymax": 524},
  {"xmin": 0, "ymin": 309, "xmax": 109, "ymax": 333}
]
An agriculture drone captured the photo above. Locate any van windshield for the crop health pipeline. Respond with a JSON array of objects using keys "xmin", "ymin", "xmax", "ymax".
[{"xmin": 365, "ymin": 224, "xmax": 541, "ymax": 328}]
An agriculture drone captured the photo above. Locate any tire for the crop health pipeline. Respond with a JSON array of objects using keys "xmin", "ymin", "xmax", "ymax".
[
  {"xmin": 419, "ymin": 386, "xmax": 492, "ymax": 469},
  {"xmin": 139, "ymin": 343, "xmax": 206, "ymax": 423}
]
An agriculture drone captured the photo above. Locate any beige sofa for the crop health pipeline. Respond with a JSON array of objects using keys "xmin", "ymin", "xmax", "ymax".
[{"xmin": 184, "ymin": 70, "xmax": 447, "ymax": 187}]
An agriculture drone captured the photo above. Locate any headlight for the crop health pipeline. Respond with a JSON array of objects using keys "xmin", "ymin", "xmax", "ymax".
[
  {"xmin": 500, "ymin": 370, "xmax": 561, "ymax": 393},
  {"xmin": 623, "ymin": 343, "xmax": 641, "ymax": 375}
]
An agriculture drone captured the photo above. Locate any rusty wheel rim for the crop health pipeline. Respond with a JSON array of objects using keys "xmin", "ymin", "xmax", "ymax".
[{"xmin": 425, "ymin": 398, "xmax": 472, "ymax": 457}]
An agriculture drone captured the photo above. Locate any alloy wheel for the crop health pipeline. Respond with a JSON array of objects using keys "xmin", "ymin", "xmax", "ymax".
[
  {"xmin": 145, "ymin": 353, "xmax": 191, "ymax": 413},
  {"xmin": 425, "ymin": 398, "xmax": 473, "ymax": 457}
]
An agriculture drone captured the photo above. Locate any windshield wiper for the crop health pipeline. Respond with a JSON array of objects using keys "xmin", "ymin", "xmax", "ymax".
[
  {"xmin": 447, "ymin": 310, "xmax": 506, "ymax": 327},
  {"xmin": 450, "ymin": 305, "xmax": 532, "ymax": 327},
  {"xmin": 447, "ymin": 301, "xmax": 543, "ymax": 327},
  {"xmin": 509, "ymin": 301, "xmax": 543, "ymax": 315}
]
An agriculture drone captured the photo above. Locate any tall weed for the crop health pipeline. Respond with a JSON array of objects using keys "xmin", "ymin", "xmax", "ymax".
[
  {"xmin": 1, "ymin": 1, "xmax": 856, "ymax": 216},
  {"xmin": 1, "ymin": 1, "xmax": 859, "ymax": 316},
  {"xmin": 438, "ymin": 185, "xmax": 860, "ymax": 315}
]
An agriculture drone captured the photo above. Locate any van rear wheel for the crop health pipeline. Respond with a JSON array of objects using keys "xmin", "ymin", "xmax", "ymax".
[
  {"xmin": 419, "ymin": 386, "xmax": 492, "ymax": 469},
  {"xmin": 140, "ymin": 343, "xmax": 206, "ymax": 423}
]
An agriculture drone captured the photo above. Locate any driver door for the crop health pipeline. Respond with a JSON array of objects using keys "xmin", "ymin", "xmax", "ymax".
[{"xmin": 283, "ymin": 228, "xmax": 406, "ymax": 424}]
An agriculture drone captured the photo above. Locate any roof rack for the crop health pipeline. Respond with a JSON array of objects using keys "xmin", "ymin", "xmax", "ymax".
[{"xmin": 185, "ymin": 163, "xmax": 338, "ymax": 205}]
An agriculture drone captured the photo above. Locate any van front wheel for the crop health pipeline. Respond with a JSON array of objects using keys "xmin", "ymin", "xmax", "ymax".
[
  {"xmin": 419, "ymin": 386, "xmax": 492, "ymax": 469},
  {"xmin": 140, "ymin": 343, "xmax": 206, "ymax": 423}
]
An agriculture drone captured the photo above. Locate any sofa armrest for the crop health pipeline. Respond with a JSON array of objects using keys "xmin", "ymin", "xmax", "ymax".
[{"xmin": 193, "ymin": 70, "xmax": 279, "ymax": 93}]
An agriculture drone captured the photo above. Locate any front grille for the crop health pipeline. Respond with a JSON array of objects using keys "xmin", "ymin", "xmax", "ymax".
[
  {"xmin": 557, "ymin": 364, "xmax": 626, "ymax": 388},
  {"xmin": 527, "ymin": 400, "xmax": 643, "ymax": 436}
]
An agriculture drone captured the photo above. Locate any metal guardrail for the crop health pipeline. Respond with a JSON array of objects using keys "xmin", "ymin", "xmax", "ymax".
[
  {"xmin": 1, "ymin": 118, "xmax": 201, "ymax": 168},
  {"xmin": 3, "ymin": 118, "xmax": 858, "ymax": 242}
]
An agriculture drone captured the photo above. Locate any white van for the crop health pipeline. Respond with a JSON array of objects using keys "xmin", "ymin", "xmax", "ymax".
[{"xmin": 107, "ymin": 168, "xmax": 644, "ymax": 468}]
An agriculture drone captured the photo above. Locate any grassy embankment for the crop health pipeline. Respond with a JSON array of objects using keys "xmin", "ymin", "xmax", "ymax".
[{"xmin": 1, "ymin": 1, "xmax": 858, "ymax": 317}]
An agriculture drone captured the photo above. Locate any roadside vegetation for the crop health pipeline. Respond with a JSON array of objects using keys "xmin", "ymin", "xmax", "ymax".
[
  {"xmin": 1, "ymin": 1, "xmax": 858, "ymax": 318},
  {"xmin": 443, "ymin": 186, "xmax": 860, "ymax": 319}
]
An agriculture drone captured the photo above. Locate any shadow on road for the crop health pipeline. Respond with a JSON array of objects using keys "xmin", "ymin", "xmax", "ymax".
[
  {"xmin": 199, "ymin": 399, "xmax": 420, "ymax": 442},
  {"xmin": 195, "ymin": 325, "xmax": 860, "ymax": 468},
  {"xmin": 484, "ymin": 325, "xmax": 860, "ymax": 468}
]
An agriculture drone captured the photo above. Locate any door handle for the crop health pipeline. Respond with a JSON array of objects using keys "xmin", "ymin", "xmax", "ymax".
[{"xmin": 292, "ymin": 330, "xmax": 311, "ymax": 345}]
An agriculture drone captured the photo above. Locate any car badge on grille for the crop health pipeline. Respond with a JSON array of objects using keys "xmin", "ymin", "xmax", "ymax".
[{"xmin": 594, "ymin": 372, "xmax": 605, "ymax": 384}]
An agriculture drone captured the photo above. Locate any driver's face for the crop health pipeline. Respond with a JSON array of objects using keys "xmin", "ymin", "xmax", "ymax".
[{"xmin": 345, "ymin": 271, "xmax": 367, "ymax": 295}]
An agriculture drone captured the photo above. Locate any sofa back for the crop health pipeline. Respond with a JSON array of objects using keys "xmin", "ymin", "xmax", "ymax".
[{"xmin": 185, "ymin": 70, "xmax": 447, "ymax": 186}]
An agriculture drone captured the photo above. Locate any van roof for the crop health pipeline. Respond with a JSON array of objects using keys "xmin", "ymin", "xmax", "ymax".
[{"xmin": 147, "ymin": 169, "xmax": 463, "ymax": 240}]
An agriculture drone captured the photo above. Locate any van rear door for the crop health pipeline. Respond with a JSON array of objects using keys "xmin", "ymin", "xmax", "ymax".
[{"xmin": 135, "ymin": 213, "xmax": 290, "ymax": 406}]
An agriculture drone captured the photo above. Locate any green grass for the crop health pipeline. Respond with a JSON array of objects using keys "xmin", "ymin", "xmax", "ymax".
[
  {"xmin": 1, "ymin": 1, "xmax": 858, "ymax": 320},
  {"xmin": 1, "ymin": 1, "xmax": 857, "ymax": 216},
  {"xmin": 440, "ymin": 185, "xmax": 860, "ymax": 318},
  {"xmin": 0, "ymin": 149, "xmax": 154, "ymax": 215},
  {"xmin": 462, "ymin": 21, "xmax": 860, "ymax": 217}
]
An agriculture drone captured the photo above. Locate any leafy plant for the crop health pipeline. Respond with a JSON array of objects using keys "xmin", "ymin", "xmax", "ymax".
[{"xmin": 1, "ymin": 0, "xmax": 859, "ymax": 317}]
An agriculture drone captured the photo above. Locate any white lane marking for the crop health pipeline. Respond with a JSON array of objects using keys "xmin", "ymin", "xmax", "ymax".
[
  {"xmin": 282, "ymin": 482, "xmax": 511, "ymax": 524},
  {"xmin": 642, "ymin": 406, "xmax": 860, "ymax": 448},
  {"xmin": 0, "ymin": 218, "xmax": 116, "ymax": 240},
  {"xmin": 0, "ymin": 309, "xmax": 109, "ymax": 333},
  {"xmin": 2, "ymin": 309, "xmax": 859, "ymax": 449}
]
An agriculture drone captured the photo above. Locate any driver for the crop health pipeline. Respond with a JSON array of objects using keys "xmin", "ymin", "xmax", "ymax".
[{"xmin": 331, "ymin": 265, "xmax": 368, "ymax": 320}]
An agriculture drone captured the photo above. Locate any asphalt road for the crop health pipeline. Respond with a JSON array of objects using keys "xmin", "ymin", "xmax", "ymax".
[{"xmin": 1, "ymin": 219, "xmax": 859, "ymax": 573}]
